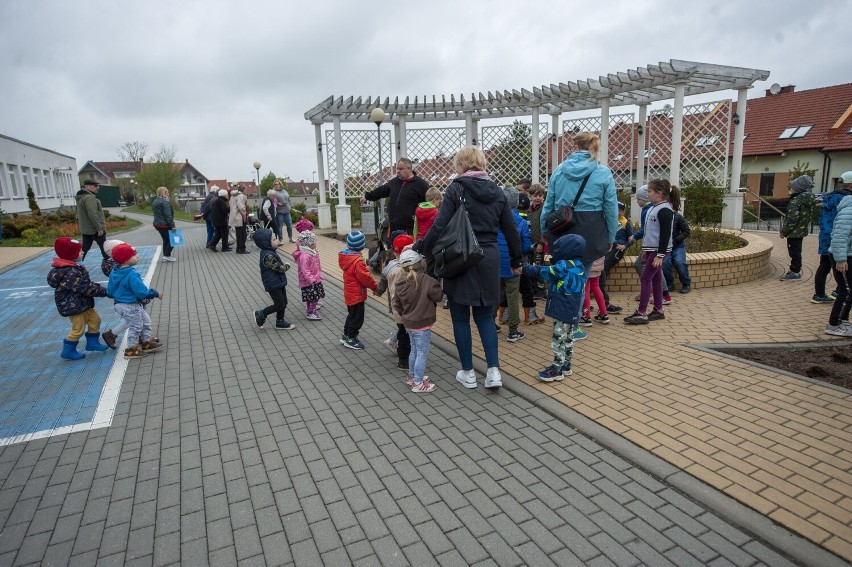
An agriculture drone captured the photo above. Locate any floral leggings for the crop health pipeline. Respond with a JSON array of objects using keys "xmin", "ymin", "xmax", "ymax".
[{"xmin": 551, "ymin": 320, "xmax": 575, "ymax": 369}]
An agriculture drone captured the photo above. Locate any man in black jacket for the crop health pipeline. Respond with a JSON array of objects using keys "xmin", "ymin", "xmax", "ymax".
[{"xmin": 360, "ymin": 158, "xmax": 430, "ymax": 236}]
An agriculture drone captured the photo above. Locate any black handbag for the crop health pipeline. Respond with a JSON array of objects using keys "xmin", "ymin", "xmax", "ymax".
[
  {"xmin": 544, "ymin": 172, "xmax": 593, "ymax": 236},
  {"xmin": 431, "ymin": 187, "xmax": 484, "ymax": 279}
]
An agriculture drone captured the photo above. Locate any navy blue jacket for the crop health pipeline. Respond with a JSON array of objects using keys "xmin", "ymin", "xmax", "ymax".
[
  {"xmin": 252, "ymin": 229, "xmax": 289, "ymax": 292},
  {"xmin": 47, "ymin": 260, "xmax": 107, "ymax": 317}
]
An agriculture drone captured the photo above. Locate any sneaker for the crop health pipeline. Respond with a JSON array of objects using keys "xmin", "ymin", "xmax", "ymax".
[
  {"xmin": 679, "ymin": 286, "xmax": 690, "ymax": 294},
  {"xmin": 572, "ymin": 328, "xmax": 588, "ymax": 340},
  {"xmin": 662, "ymin": 294, "xmax": 672, "ymax": 305},
  {"xmin": 831, "ymin": 291, "xmax": 838, "ymax": 298},
  {"xmin": 811, "ymin": 294, "xmax": 834, "ymax": 304},
  {"xmin": 254, "ymin": 310, "xmax": 267, "ymax": 329},
  {"xmin": 634, "ymin": 294, "xmax": 641, "ymax": 301},
  {"xmin": 624, "ymin": 311, "xmax": 649, "ymax": 325},
  {"xmin": 162, "ymin": 256, "xmax": 177, "ymax": 262},
  {"xmin": 825, "ymin": 324, "xmax": 852, "ymax": 337},
  {"xmin": 507, "ymin": 330, "xmax": 525, "ymax": 342},
  {"xmin": 442, "ymin": 300, "xmax": 449, "ymax": 309},
  {"xmin": 537, "ymin": 365, "xmax": 564, "ymax": 382},
  {"xmin": 561, "ymin": 364, "xmax": 573, "ymax": 377},
  {"xmin": 411, "ymin": 377, "xmax": 437, "ymax": 393},
  {"xmin": 593, "ymin": 314, "xmax": 610, "ymax": 324},
  {"xmin": 495, "ymin": 324, "xmax": 502, "ymax": 332},
  {"xmin": 397, "ymin": 360, "xmax": 409, "ymax": 370},
  {"xmin": 340, "ymin": 335, "xmax": 349, "ymax": 345},
  {"xmin": 456, "ymin": 369, "xmax": 477, "ymax": 389},
  {"xmin": 405, "ymin": 375, "xmax": 415, "ymax": 387},
  {"xmin": 779, "ymin": 271, "xmax": 802, "ymax": 281},
  {"xmin": 343, "ymin": 337, "xmax": 364, "ymax": 350},
  {"xmin": 606, "ymin": 304, "xmax": 623, "ymax": 314},
  {"xmin": 647, "ymin": 308, "xmax": 665, "ymax": 321},
  {"xmin": 275, "ymin": 319, "xmax": 296, "ymax": 330},
  {"xmin": 579, "ymin": 316, "xmax": 593, "ymax": 327},
  {"xmin": 124, "ymin": 346, "xmax": 147, "ymax": 359},
  {"xmin": 306, "ymin": 311, "xmax": 322, "ymax": 320},
  {"xmin": 141, "ymin": 340, "xmax": 164, "ymax": 352},
  {"xmin": 384, "ymin": 338, "xmax": 398, "ymax": 355},
  {"xmin": 484, "ymin": 367, "xmax": 502, "ymax": 389}
]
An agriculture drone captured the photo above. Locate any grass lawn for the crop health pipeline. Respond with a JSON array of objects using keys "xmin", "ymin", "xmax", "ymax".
[
  {"xmin": 122, "ymin": 205, "xmax": 195, "ymax": 222},
  {"xmin": 0, "ymin": 217, "xmax": 143, "ymax": 247}
]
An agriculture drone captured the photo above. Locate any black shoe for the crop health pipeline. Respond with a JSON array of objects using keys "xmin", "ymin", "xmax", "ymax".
[
  {"xmin": 680, "ymin": 286, "xmax": 691, "ymax": 294},
  {"xmin": 222, "ymin": 248, "xmax": 233, "ymax": 252},
  {"xmin": 275, "ymin": 319, "xmax": 295, "ymax": 330},
  {"xmin": 397, "ymin": 361, "xmax": 409, "ymax": 370},
  {"xmin": 207, "ymin": 245, "xmax": 218, "ymax": 252},
  {"xmin": 648, "ymin": 308, "xmax": 665, "ymax": 321},
  {"xmin": 254, "ymin": 310, "xmax": 266, "ymax": 329},
  {"xmin": 605, "ymin": 304, "xmax": 623, "ymax": 314},
  {"xmin": 237, "ymin": 250, "xmax": 251, "ymax": 254}
]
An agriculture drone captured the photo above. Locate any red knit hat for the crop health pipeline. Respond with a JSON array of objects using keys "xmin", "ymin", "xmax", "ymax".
[
  {"xmin": 392, "ymin": 234, "xmax": 414, "ymax": 254},
  {"xmin": 54, "ymin": 237, "xmax": 82, "ymax": 261},
  {"xmin": 111, "ymin": 243, "xmax": 137, "ymax": 265}
]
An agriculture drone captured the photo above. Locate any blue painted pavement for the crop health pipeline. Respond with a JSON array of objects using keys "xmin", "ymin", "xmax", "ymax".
[{"xmin": 0, "ymin": 247, "xmax": 157, "ymax": 444}]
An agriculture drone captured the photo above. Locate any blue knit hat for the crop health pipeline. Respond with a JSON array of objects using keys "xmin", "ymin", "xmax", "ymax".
[{"xmin": 346, "ymin": 231, "xmax": 366, "ymax": 251}]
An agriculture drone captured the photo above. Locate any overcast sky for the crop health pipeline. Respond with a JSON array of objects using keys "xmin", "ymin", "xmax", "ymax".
[{"xmin": 1, "ymin": 0, "xmax": 849, "ymax": 185}]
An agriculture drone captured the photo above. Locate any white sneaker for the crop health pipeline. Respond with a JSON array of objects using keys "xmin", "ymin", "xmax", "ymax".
[
  {"xmin": 484, "ymin": 367, "xmax": 502, "ymax": 389},
  {"xmin": 456, "ymin": 369, "xmax": 477, "ymax": 389},
  {"xmin": 825, "ymin": 324, "xmax": 852, "ymax": 336},
  {"xmin": 163, "ymin": 256, "xmax": 176, "ymax": 262}
]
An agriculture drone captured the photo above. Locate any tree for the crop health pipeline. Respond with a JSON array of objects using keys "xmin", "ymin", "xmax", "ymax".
[
  {"xmin": 260, "ymin": 171, "xmax": 279, "ymax": 193},
  {"xmin": 153, "ymin": 144, "xmax": 178, "ymax": 163},
  {"xmin": 492, "ymin": 120, "xmax": 533, "ymax": 187},
  {"xmin": 135, "ymin": 146, "xmax": 181, "ymax": 202},
  {"xmin": 26, "ymin": 185, "xmax": 41, "ymax": 216},
  {"xmin": 116, "ymin": 141, "xmax": 149, "ymax": 162},
  {"xmin": 789, "ymin": 160, "xmax": 818, "ymax": 180}
]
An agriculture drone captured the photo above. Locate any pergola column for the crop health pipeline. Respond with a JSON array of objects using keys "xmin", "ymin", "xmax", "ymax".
[
  {"xmin": 599, "ymin": 97, "xmax": 610, "ymax": 165},
  {"xmin": 531, "ymin": 106, "xmax": 540, "ymax": 184},
  {"xmin": 632, "ymin": 103, "xmax": 648, "ymax": 224},
  {"xmin": 464, "ymin": 113, "xmax": 474, "ymax": 146},
  {"xmin": 722, "ymin": 87, "xmax": 749, "ymax": 229},
  {"xmin": 333, "ymin": 115, "xmax": 351, "ymax": 234},
  {"xmin": 551, "ymin": 113, "xmax": 561, "ymax": 177},
  {"xmin": 313, "ymin": 123, "xmax": 331, "ymax": 229},
  {"xmin": 397, "ymin": 114, "xmax": 407, "ymax": 160},
  {"xmin": 669, "ymin": 82, "xmax": 686, "ymax": 186}
]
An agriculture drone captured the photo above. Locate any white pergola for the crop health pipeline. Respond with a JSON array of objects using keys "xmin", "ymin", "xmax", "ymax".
[{"xmin": 305, "ymin": 59, "xmax": 770, "ymax": 232}]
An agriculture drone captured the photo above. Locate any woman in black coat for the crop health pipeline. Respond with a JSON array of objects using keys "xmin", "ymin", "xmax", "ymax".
[
  {"xmin": 207, "ymin": 190, "xmax": 232, "ymax": 252},
  {"xmin": 412, "ymin": 146, "xmax": 522, "ymax": 390}
]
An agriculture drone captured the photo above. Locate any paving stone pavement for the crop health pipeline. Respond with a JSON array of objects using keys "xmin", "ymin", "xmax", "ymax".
[{"xmin": 0, "ymin": 216, "xmax": 838, "ymax": 566}]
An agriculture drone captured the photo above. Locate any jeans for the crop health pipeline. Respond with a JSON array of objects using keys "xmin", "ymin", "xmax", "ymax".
[
  {"xmin": 276, "ymin": 212, "xmax": 292, "ymax": 241},
  {"xmin": 493, "ymin": 277, "xmax": 521, "ymax": 331},
  {"xmin": 448, "ymin": 296, "xmax": 499, "ymax": 370},
  {"xmin": 638, "ymin": 252, "xmax": 668, "ymax": 315},
  {"xmin": 81, "ymin": 232, "xmax": 107, "ymax": 260},
  {"xmin": 829, "ymin": 256, "xmax": 852, "ymax": 326},
  {"xmin": 663, "ymin": 244, "xmax": 691, "ymax": 290},
  {"xmin": 155, "ymin": 226, "xmax": 173, "ymax": 257},
  {"xmin": 407, "ymin": 329, "xmax": 432, "ymax": 383},
  {"xmin": 786, "ymin": 237, "xmax": 803, "ymax": 273},
  {"xmin": 205, "ymin": 219, "xmax": 214, "ymax": 245}
]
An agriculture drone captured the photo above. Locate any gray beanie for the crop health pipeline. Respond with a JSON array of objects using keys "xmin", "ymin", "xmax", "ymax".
[
  {"xmin": 789, "ymin": 175, "xmax": 814, "ymax": 193},
  {"xmin": 503, "ymin": 187, "xmax": 519, "ymax": 209},
  {"xmin": 635, "ymin": 185, "xmax": 649, "ymax": 202}
]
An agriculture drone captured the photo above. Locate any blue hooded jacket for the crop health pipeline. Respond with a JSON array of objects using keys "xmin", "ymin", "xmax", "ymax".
[
  {"xmin": 107, "ymin": 266, "xmax": 159, "ymax": 304},
  {"xmin": 252, "ymin": 229, "xmax": 289, "ymax": 292},
  {"xmin": 817, "ymin": 188, "xmax": 852, "ymax": 255},
  {"xmin": 522, "ymin": 234, "xmax": 587, "ymax": 325},
  {"xmin": 497, "ymin": 209, "xmax": 532, "ymax": 278},
  {"xmin": 829, "ymin": 196, "xmax": 852, "ymax": 260}
]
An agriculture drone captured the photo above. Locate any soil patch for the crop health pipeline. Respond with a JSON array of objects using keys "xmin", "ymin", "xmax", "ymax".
[{"xmin": 719, "ymin": 343, "xmax": 852, "ymax": 391}]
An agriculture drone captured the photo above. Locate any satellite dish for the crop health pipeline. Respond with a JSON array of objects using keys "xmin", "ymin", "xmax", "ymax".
[
  {"xmin": 769, "ymin": 83, "xmax": 782, "ymax": 95},
  {"xmin": 663, "ymin": 103, "xmax": 673, "ymax": 111}
]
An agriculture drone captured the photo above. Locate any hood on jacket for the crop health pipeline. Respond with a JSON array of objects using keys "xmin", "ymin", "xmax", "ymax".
[
  {"xmin": 251, "ymin": 228, "xmax": 276, "ymax": 250},
  {"xmin": 452, "ymin": 175, "xmax": 506, "ymax": 205},
  {"xmin": 338, "ymin": 249, "xmax": 363, "ymax": 270},
  {"xmin": 558, "ymin": 151, "xmax": 599, "ymax": 181},
  {"xmin": 551, "ymin": 233, "xmax": 586, "ymax": 262}
]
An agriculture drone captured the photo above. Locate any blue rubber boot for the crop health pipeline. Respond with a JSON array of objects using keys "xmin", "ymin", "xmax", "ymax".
[
  {"xmin": 85, "ymin": 332, "xmax": 109, "ymax": 352},
  {"xmin": 61, "ymin": 339, "xmax": 86, "ymax": 360}
]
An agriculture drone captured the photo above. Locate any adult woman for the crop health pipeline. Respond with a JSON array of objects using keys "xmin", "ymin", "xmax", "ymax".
[
  {"xmin": 151, "ymin": 187, "xmax": 177, "ymax": 262},
  {"xmin": 207, "ymin": 189, "xmax": 231, "ymax": 252},
  {"xmin": 411, "ymin": 146, "xmax": 522, "ymax": 390},
  {"xmin": 272, "ymin": 179, "xmax": 294, "ymax": 243},
  {"xmin": 229, "ymin": 187, "xmax": 249, "ymax": 254},
  {"xmin": 541, "ymin": 132, "xmax": 619, "ymax": 266}
]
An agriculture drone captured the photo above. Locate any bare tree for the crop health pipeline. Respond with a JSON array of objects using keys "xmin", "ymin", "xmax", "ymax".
[
  {"xmin": 116, "ymin": 141, "xmax": 149, "ymax": 162},
  {"xmin": 153, "ymin": 144, "xmax": 178, "ymax": 163}
]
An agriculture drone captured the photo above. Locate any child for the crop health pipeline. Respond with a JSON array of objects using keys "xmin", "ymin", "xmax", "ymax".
[
  {"xmin": 292, "ymin": 230, "xmax": 325, "ymax": 320},
  {"xmin": 517, "ymin": 193, "xmax": 545, "ymax": 324},
  {"xmin": 813, "ymin": 173, "xmax": 852, "ymax": 303},
  {"xmin": 825, "ymin": 193, "xmax": 852, "ymax": 335},
  {"xmin": 495, "ymin": 187, "xmax": 532, "ymax": 342},
  {"xmin": 598, "ymin": 201, "xmax": 632, "ymax": 313},
  {"xmin": 581, "ymin": 256, "xmax": 608, "ymax": 325},
  {"xmin": 106, "ymin": 243, "xmax": 164, "ymax": 359},
  {"xmin": 47, "ymin": 237, "xmax": 109, "ymax": 360},
  {"xmin": 339, "ymin": 231, "xmax": 378, "ymax": 350},
  {"xmin": 625, "ymin": 179, "xmax": 679, "ymax": 325},
  {"xmin": 522, "ymin": 234, "xmax": 587, "ymax": 381},
  {"xmin": 663, "ymin": 211, "xmax": 692, "ymax": 293},
  {"xmin": 392, "ymin": 250, "xmax": 442, "ymax": 393},
  {"xmin": 779, "ymin": 175, "xmax": 817, "ymax": 281},
  {"xmin": 413, "ymin": 187, "xmax": 442, "ymax": 241},
  {"xmin": 250, "ymin": 229, "xmax": 295, "ymax": 330},
  {"xmin": 629, "ymin": 186, "xmax": 672, "ymax": 305},
  {"xmin": 376, "ymin": 233, "xmax": 414, "ymax": 369}
]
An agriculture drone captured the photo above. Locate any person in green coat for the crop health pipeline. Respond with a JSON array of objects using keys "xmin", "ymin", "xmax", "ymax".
[
  {"xmin": 76, "ymin": 179, "xmax": 108, "ymax": 260},
  {"xmin": 779, "ymin": 175, "xmax": 817, "ymax": 281}
]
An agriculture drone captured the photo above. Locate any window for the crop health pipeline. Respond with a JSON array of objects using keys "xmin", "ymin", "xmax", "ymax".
[
  {"xmin": 613, "ymin": 152, "xmax": 624, "ymax": 161},
  {"xmin": 694, "ymin": 135, "xmax": 719, "ymax": 147},
  {"xmin": 8, "ymin": 164, "xmax": 20, "ymax": 197},
  {"xmin": 759, "ymin": 172, "xmax": 775, "ymax": 196},
  {"xmin": 778, "ymin": 125, "xmax": 812, "ymax": 139},
  {"xmin": 32, "ymin": 169, "xmax": 42, "ymax": 197}
]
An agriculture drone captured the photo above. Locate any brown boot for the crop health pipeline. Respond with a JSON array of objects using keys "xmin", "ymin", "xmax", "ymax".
[
  {"xmin": 523, "ymin": 307, "xmax": 530, "ymax": 325},
  {"xmin": 497, "ymin": 307, "xmax": 505, "ymax": 324},
  {"xmin": 141, "ymin": 340, "xmax": 164, "ymax": 352},
  {"xmin": 124, "ymin": 345, "xmax": 148, "ymax": 359},
  {"xmin": 101, "ymin": 329, "xmax": 117, "ymax": 349}
]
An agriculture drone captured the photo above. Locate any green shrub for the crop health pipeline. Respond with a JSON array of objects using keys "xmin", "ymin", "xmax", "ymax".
[
  {"xmin": 681, "ymin": 178, "xmax": 725, "ymax": 226},
  {"xmin": 21, "ymin": 228, "xmax": 50, "ymax": 246}
]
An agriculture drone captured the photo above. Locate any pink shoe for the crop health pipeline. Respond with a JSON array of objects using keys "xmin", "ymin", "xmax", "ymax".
[{"xmin": 411, "ymin": 377, "xmax": 436, "ymax": 393}]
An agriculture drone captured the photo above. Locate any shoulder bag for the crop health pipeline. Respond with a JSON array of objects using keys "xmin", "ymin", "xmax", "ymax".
[
  {"xmin": 544, "ymin": 172, "xmax": 593, "ymax": 236},
  {"xmin": 431, "ymin": 186, "xmax": 484, "ymax": 279}
]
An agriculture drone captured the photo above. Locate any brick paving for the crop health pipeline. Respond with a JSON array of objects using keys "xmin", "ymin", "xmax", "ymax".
[{"xmin": 0, "ymin": 215, "xmax": 846, "ymax": 565}]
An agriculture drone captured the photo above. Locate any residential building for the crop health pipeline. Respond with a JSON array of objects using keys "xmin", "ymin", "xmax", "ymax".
[
  {"xmin": 78, "ymin": 159, "xmax": 209, "ymax": 197},
  {"xmin": 0, "ymin": 134, "xmax": 79, "ymax": 214}
]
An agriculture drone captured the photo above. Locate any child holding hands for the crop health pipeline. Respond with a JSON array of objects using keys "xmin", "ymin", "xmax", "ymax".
[
  {"xmin": 292, "ymin": 229, "xmax": 325, "ymax": 320},
  {"xmin": 107, "ymin": 243, "xmax": 164, "ymax": 359}
]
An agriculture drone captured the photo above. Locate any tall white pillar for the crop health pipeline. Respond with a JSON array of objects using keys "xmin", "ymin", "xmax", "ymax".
[
  {"xmin": 729, "ymin": 88, "xmax": 748, "ymax": 194},
  {"xmin": 531, "ymin": 106, "xmax": 540, "ymax": 184},
  {"xmin": 669, "ymin": 83, "xmax": 686, "ymax": 186},
  {"xmin": 632, "ymin": 104, "xmax": 649, "ymax": 224},
  {"xmin": 314, "ymin": 123, "xmax": 331, "ymax": 229},
  {"xmin": 465, "ymin": 113, "xmax": 474, "ymax": 146},
  {"xmin": 551, "ymin": 113, "xmax": 561, "ymax": 177},
  {"xmin": 472, "ymin": 118, "xmax": 480, "ymax": 146},
  {"xmin": 599, "ymin": 97, "xmax": 610, "ymax": 165},
  {"xmin": 397, "ymin": 114, "xmax": 407, "ymax": 159},
  {"xmin": 333, "ymin": 116, "xmax": 351, "ymax": 234}
]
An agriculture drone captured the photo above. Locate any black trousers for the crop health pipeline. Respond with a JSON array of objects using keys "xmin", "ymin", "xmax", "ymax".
[
  {"xmin": 344, "ymin": 302, "xmax": 365, "ymax": 339},
  {"xmin": 395, "ymin": 323, "xmax": 411, "ymax": 365},
  {"xmin": 261, "ymin": 287, "xmax": 288, "ymax": 319},
  {"xmin": 786, "ymin": 237, "xmax": 803, "ymax": 273},
  {"xmin": 829, "ymin": 256, "xmax": 852, "ymax": 326},
  {"xmin": 155, "ymin": 226, "xmax": 173, "ymax": 257},
  {"xmin": 814, "ymin": 254, "xmax": 838, "ymax": 296},
  {"xmin": 235, "ymin": 226, "xmax": 247, "ymax": 252},
  {"xmin": 209, "ymin": 223, "xmax": 230, "ymax": 250},
  {"xmin": 81, "ymin": 233, "xmax": 107, "ymax": 260},
  {"xmin": 599, "ymin": 248, "xmax": 622, "ymax": 304}
]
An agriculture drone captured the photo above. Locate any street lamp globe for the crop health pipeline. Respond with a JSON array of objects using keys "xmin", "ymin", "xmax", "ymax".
[
  {"xmin": 253, "ymin": 161, "xmax": 261, "ymax": 186},
  {"xmin": 370, "ymin": 107, "xmax": 385, "ymax": 127}
]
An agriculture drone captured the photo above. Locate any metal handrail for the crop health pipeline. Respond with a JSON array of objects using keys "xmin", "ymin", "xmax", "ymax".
[{"xmin": 744, "ymin": 189, "xmax": 786, "ymax": 218}]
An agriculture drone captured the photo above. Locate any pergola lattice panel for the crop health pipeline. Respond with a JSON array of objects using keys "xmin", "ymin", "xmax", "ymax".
[
  {"xmin": 325, "ymin": 130, "xmax": 392, "ymax": 198},
  {"xmin": 405, "ymin": 127, "xmax": 466, "ymax": 189},
  {"xmin": 561, "ymin": 113, "xmax": 635, "ymax": 189},
  {"xmin": 480, "ymin": 122, "xmax": 550, "ymax": 188}
]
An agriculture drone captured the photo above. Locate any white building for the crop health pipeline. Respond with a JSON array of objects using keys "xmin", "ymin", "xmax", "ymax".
[{"xmin": 0, "ymin": 134, "xmax": 79, "ymax": 214}]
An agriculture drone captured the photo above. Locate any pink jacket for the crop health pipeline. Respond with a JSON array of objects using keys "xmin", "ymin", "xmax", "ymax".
[{"xmin": 292, "ymin": 246, "xmax": 324, "ymax": 288}]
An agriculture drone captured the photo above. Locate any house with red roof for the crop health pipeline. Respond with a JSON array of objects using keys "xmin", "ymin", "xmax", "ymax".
[{"xmin": 78, "ymin": 159, "xmax": 209, "ymax": 197}]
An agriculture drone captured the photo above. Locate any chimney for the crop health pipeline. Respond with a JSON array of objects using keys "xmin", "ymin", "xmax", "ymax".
[{"xmin": 779, "ymin": 85, "xmax": 795, "ymax": 94}]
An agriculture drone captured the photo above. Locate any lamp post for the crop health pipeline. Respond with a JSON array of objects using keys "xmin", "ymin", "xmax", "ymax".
[
  {"xmin": 253, "ymin": 161, "xmax": 261, "ymax": 188},
  {"xmin": 370, "ymin": 108, "xmax": 386, "ymax": 222},
  {"xmin": 129, "ymin": 179, "xmax": 138, "ymax": 205}
]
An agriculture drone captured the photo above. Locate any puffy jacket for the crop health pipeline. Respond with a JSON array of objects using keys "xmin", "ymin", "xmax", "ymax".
[
  {"xmin": 107, "ymin": 266, "xmax": 159, "ymax": 304},
  {"xmin": 414, "ymin": 203, "xmax": 439, "ymax": 240},
  {"xmin": 780, "ymin": 190, "xmax": 816, "ymax": 238},
  {"xmin": 364, "ymin": 175, "xmax": 430, "ymax": 233},
  {"xmin": 672, "ymin": 212, "xmax": 691, "ymax": 248},
  {"xmin": 817, "ymin": 188, "xmax": 852, "ymax": 254},
  {"xmin": 292, "ymin": 246, "xmax": 324, "ymax": 288},
  {"xmin": 522, "ymin": 234, "xmax": 587, "ymax": 325},
  {"xmin": 47, "ymin": 259, "xmax": 107, "ymax": 317},
  {"xmin": 75, "ymin": 189, "xmax": 106, "ymax": 234},
  {"xmin": 339, "ymin": 249, "xmax": 377, "ymax": 306},
  {"xmin": 252, "ymin": 229, "xmax": 289, "ymax": 292},
  {"xmin": 542, "ymin": 151, "xmax": 619, "ymax": 243},
  {"xmin": 392, "ymin": 271, "xmax": 443, "ymax": 329},
  {"xmin": 151, "ymin": 197, "xmax": 175, "ymax": 229},
  {"xmin": 497, "ymin": 210, "xmax": 532, "ymax": 278},
  {"xmin": 829, "ymin": 196, "xmax": 852, "ymax": 260}
]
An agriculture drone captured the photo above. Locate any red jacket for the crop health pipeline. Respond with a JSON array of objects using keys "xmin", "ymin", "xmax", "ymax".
[
  {"xmin": 338, "ymin": 250, "xmax": 377, "ymax": 306},
  {"xmin": 414, "ymin": 203, "xmax": 439, "ymax": 241}
]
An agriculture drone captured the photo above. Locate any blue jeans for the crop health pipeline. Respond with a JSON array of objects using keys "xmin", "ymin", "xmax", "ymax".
[
  {"xmin": 276, "ymin": 212, "xmax": 292, "ymax": 241},
  {"xmin": 205, "ymin": 219, "xmax": 214, "ymax": 245},
  {"xmin": 448, "ymin": 296, "xmax": 499, "ymax": 370},
  {"xmin": 407, "ymin": 329, "xmax": 432, "ymax": 383},
  {"xmin": 663, "ymin": 244, "xmax": 691, "ymax": 290}
]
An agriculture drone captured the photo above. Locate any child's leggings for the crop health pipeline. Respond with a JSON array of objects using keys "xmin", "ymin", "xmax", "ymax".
[
  {"xmin": 583, "ymin": 276, "xmax": 607, "ymax": 317},
  {"xmin": 638, "ymin": 252, "xmax": 668, "ymax": 315},
  {"xmin": 551, "ymin": 320, "xmax": 575, "ymax": 369}
]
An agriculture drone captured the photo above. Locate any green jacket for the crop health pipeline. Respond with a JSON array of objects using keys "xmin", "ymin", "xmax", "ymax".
[
  {"xmin": 780, "ymin": 191, "xmax": 816, "ymax": 238},
  {"xmin": 75, "ymin": 189, "xmax": 106, "ymax": 234}
]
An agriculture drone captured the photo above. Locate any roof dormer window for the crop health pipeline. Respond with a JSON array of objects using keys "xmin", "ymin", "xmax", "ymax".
[
  {"xmin": 694, "ymin": 135, "xmax": 719, "ymax": 147},
  {"xmin": 778, "ymin": 125, "xmax": 812, "ymax": 139}
]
